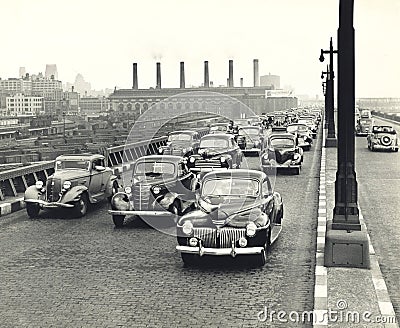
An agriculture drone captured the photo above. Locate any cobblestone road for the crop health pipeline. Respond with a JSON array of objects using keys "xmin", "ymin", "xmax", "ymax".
[{"xmin": 0, "ymin": 131, "xmax": 322, "ymax": 327}]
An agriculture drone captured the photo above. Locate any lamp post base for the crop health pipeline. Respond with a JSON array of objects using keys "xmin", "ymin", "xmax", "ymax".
[
  {"xmin": 324, "ymin": 220, "xmax": 370, "ymax": 268},
  {"xmin": 325, "ymin": 136, "xmax": 337, "ymax": 147}
]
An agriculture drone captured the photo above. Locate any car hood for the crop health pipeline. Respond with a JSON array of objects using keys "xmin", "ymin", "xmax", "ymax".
[
  {"xmin": 178, "ymin": 196, "xmax": 268, "ymax": 228},
  {"xmin": 198, "ymin": 148, "xmax": 229, "ymax": 158},
  {"xmin": 166, "ymin": 141, "xmax": 191, "ymax": 148}
]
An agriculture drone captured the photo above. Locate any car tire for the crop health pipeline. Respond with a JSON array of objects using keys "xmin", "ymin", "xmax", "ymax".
[
  {"xmin": 26, "ymin": 203, "xmax": 40, "ymax": 219},
  {"xmin": 181, "ymin": 253, "xmax": 198, "ymax": 266},
  {"xmin": 73, "ymin": 193, "xmax": 89, "ymax": 218},
  {"xmin": 113, "ymin": 215, "xmax": 125, "ymax": 227},
  {"xmin": 252, "ymin": 229, "xmax": 271, "ymax": 267}
]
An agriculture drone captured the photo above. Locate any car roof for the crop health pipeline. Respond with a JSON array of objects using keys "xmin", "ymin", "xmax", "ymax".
[
  {"xmin": 269, "ymin": 133, "xmax": 295, "ymax": 139},
  {"xmin": 201, "ymin": 133, "xmax": 233, "ymax": 139},
  {"xmin": 56, "ymin": 153, "xmax": 105, "ymax": 161},
  {"xmin": 169, "ymin": 130, "xmax": 197, "ymax": 135},
  {"xmin": 135, "ymin": 155, "xmax": 183, "ymax": 163},
  {"xmin": 202, "ymin": 169, "xmax": 266, "ymax": 181}
]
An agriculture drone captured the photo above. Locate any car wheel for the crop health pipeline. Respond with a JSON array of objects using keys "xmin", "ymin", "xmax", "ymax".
[
  {"xmin": 181, "ymin": 253, "xmax": 198, "ymax": 266},
  {"xmin": 112, "ymin": 215, "xmax": 125, "ymax": 227},
  {"xmin": 108, "ymin": 181, "xmax": 119, "ymax": 202},
  {"xmin": 26, "ymin": 203, "xmax": 40, "ymax": 219},
  {"xmin": 73, "ymin": 193, "xmax": 89, "ymax": 218}
]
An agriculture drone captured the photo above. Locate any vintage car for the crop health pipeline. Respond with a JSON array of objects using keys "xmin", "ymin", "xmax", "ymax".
[
  {"xmin": 367, "ymin": 125, "xmax": 399, "ymax": 152},
  {"xmin": 208, "ymin": 123, "xmax": 234, "ymax": 134},
  {"xmin": 24, "ymin": 154, "xmax": 118, "ymax": 218},
  {"xmin": 356, "ymin": 110, "xmax": 373, "ymax": 136},
  {"xmin": 187, "ymin": 133, "xmax": 243, "ymax": 172},
  {"xmin": 158, "ymin": 130, "xmax": 200, "ymax": 157},
  {"xmin": 286, "ymin": 123, "xmax": 313, "ymax": 151},
  {"xmin": 109, "ymin": 155, "xmax": 198, "ymax": 227},
  {"xmin": 233, "ymin": 118, "xmax": 251, "ymax": 129},
  {"xmin": 176, "ymin": 169, "xmax": 283, "ymax": 266},
  {"xmin": 298, "ymin": 117, "xmax": 318, "ymax": 138},
  {"xmin": 261, "ymin": 133, "xmax": 303, "ymax": 175},
  {"xmin": 236, "ymin": 126, "xmax": 265, "ymax": 154}
]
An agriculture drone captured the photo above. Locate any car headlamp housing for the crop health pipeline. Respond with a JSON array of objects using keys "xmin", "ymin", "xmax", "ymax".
[
  {"xmin": 35, "ymin": 181, "xmax": 44, "ymax": 190},
  {"xmin": 63, "ymin": 181, "xmax": 71, "ymax": 190},
  {"xmin": 220, "ymin": 156, "xmax": 226, "ymax": 163},
  {"xmin": 189, "ymin": 157, "xmax": 196, "ymax": 163},
  {"xmin": 182, "ymin": 221, "xmax": 194, "ymax": 236},
  {"xmin": 153, "ymin": 186, "xmax": 161, "ymax": 194},
  {"xmin": 246, "ymin": 222, "xmax": 257, "ymax": 237},
  {"xmin": 293, "ymin": 153, "xmax": 301, "ymax": 160},
  {"xmin": 124, "ymin": 186, "xmax": 132, "ymax": 194},
  {"xmin": 158, "ymin": 147, "xmax": 164, "ymax": 154}
]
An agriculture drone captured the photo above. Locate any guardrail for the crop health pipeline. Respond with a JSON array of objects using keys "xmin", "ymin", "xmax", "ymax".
[
  {"xmin": 0, "ymin": 124, "xmax": 210, "ymax": 202},
  {"xmin": 370, "ymin": 110, "xmax": 400, "ymax": 123}
]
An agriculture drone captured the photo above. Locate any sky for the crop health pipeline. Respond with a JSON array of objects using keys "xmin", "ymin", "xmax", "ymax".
[{"xmin": 1, "ymin": 0, "xmax": 399, "ymax": 98}]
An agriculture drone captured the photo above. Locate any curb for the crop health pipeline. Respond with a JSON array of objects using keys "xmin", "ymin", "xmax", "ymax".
[{"xmin": 0, "ymin": 197, "xmax": 25, "ymax": 218}]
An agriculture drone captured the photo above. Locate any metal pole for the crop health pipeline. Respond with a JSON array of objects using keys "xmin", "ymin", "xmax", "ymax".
[
  {"xmin": 333, "ymin": 0, "xmax": 360, "ymax": 231},
  {"xmin": 328, "ymin": 38, "xmax": 337, "ymax": 139}
]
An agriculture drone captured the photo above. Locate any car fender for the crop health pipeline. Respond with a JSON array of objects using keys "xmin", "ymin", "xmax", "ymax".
[
  {"xmin": 104, "ymin": 174, "xmax": 119, "ymax": 196},
  {"xmin": 155, "ymin": 191, "xmax": 179, "ymax": 209},
  {"xmin": 61, "ymin": 185, "xmax": 88, "ymax": 204},
  {"xmin": 24, "ymin": 185, "xmax": 44, "ymax": 201}
]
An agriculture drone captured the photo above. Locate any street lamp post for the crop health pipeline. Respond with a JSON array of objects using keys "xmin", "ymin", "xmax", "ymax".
[
  {"xmin": 321, "ymin": 66, "xmax": 330, "ymax": 129},
  {"xmin": 324, "ymin": 0, "xmax": 369, "ymax": 268},
  {"xmin": 320, "ymin": 37, "xmax": 338, "ymax": 147}
]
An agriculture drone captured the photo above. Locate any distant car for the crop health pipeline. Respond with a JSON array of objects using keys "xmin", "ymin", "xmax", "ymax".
[
  {"xmin": 208, "ymin": 123, "xmax": 233, "ymax": 134},
  {"xmin": 261, "ymin": 133, "xmax": 303, "ymax": 175},
  {"xmin": 286, "ymin": 123, "xmax": 313, "ymax": 151},
  {"xmin": 158, "ymin": 130, "xmax": 200, "ymax": 157},
  {"xmin": 108, "ymin": 155, "xmax": 198, "ymax": 227},
  {"xmin": 176, "ymin": 169, "xmax": 283, "ymax": 266},
  {"xmin": 233, "ymin": 118, "xmax": 251, "ymax": 129},
  {"xmin": 298, "ymin": 117, "xmax": 317, "ymax": 138},
  {"xmin": 24, "ymin": 154, "xmax": 118, "ymax": 218},
  {"xmin": 236, "ymin": 126, "xmax": 265, "ymax": 155},
  {"xmin": 367, "ymin": 125, "xmax": 399, "ymax": 152},
  {"xmin": 356, "ymin": 110, "xmax": 373, "ymax": 136},
  {"xmin": 187, "ymin": 133, "xmax": 243, "ymax": 172}
]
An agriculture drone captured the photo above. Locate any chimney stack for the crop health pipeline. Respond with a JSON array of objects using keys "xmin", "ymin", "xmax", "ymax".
[
  {"xmin": 253, "ymin": 59, "xmax": 260, "ymax": 87},
  {"xmin": 180, "ymin": 62, "xmax": 185, "ymax": 88},
  {"xmin": 132, "ymin": 63, "xmax": 138, "ymax": 89},
  {"xmin": 204, "ymin": 61, "xmax": 209, "ymax": 88},
  {"xmin": 156, "ymin": 62, "xmax": 161, "ymax": 89},
  {"xmin": 228, "ymin": 60, "xmax": 234, "ymax": 87}
]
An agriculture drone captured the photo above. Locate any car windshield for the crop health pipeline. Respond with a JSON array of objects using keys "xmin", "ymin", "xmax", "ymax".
[
  {"xmin": 287, "ymin": 125, "xmax": 308, "ymax": 133},
  {"xmin": 202, "ymin": 178, "xmax": 259, "ymax": 197},
  {"xmin": 134, "ymin": 161, "xmax": 175, "ymax": 177},
  {"xmin": 210, "ymin": 125, "xmax": 228, "ymax": 132},
  {"xmin": 168, "ymin": 134, "xmax": 191, "ymax": 142},
  {"xmin": 360, "ymin": 111, "xmax": 371, "ymax": 118},
  {"xmin": 55, "ymin": 160, "xmax": 90, "ymax": 171},
  {"xmin": 200, "ymin": 138, "xmax": 229, "ymax": 149},
  {"xmin": 271, "ymin": 138, "xmax": 295, "ymax": 148},
  {"xmin": 239, "ymin": 128, "xmax": 259, "ymax": 136}
]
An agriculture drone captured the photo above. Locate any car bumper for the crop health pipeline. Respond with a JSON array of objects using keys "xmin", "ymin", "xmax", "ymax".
[
  {"xmin": 189, "ymin": 167, "xmax": 229, "ymax": 173},
  {"xmin": 262, "ymin": 163, "xmax": 301, "ymax": 170},
  {"xmin": 176, "ymin": 245, "xmax": 264, "ymax": 257},
  {"xmin": 241, "ymin": 148, "xmax": 261, "ymax": 153},
  {"xmin": 109, "ymin": 209, "xmax": 174, "ymax": 217},
  {"xmin": 24, "ymin": 199, "xmax": 74, "ymax": 208},
  {"xmin": 371, "ymin": 144, "xmax": 398, "ymax": 150}
]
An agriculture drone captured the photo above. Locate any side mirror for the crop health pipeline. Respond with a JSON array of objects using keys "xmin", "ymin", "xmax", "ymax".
[{"xmin": 94, "ymin": 165, "xmax": 106, "ymax": 171}]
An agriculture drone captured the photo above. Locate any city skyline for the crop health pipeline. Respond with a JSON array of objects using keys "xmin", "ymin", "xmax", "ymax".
[{"xmin": 1, "ymin": 0, "xmax": 399, "ymax": 98}]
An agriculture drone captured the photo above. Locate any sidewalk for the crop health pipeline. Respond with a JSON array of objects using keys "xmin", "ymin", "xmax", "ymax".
[{"xmin": 313, "ymin": 129, "xmax": 398, "ymax": 327}]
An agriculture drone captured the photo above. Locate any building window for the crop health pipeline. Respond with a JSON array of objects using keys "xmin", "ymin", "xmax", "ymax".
[
  {"xmin": 118, "ymin": 103, "xmax": 124, "ymax": 111},
  {"xmin": 127, "ymin": 103, "xmax": 132, "ymax": 111}
]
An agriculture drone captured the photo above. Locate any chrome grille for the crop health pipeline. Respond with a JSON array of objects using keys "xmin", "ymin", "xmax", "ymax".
[
  {"xmin": 193, "ymin": 227, "xmax": 246, "ymax": 248},
  {"xmin": 219, "ymin": 228, "xmax": 246, "ymax": 248},
  {"xmin": 193, "ymin": 228, "xmax": 217, "ymax": 247},
  {"xmin": 194, "ymin": 159, "xmax": 222, "ymax": 168},
  {"xmin": 132, "ymin": 184, "xmax": 150, "ymax": 210},
  {"xmin": 46, "ymin": 178, "xmax": 61, "ymax": 202}
]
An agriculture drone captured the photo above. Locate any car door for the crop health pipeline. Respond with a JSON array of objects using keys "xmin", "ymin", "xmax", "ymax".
[{"xmin": 89, "ymin": 158, "xmax": 106, "ymax": 195}]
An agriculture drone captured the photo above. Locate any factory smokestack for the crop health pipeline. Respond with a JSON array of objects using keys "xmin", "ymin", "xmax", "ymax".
[
  {"xmin": 204, "ymin": 61, "xmax": 209, "ymax": 88},
  {"xmin": 180, "ymin": 62, "xmax": 185, "ymax": 88},
  {"xmin": 253, "ymin": 59, "xmax": 259, "ymax": 87},
  {"xmin": 240, "ymin": 78, "xmax": 243, "ymax": 87},
  {"xmin": 132, "ymin": 63, "xmax": 138, "ymax": 89},
  {"xmin": 156, "ymin": 62, "xmax": 161, "ymax": 89},
  {"xmin": 228, "ymin": 60, "xmax": 234, "ymax": 87}
]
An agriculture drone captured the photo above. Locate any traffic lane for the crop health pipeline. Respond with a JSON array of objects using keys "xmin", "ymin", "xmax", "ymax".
[
  {"xmin": 0, "ymin": 134, "xmax": 321, "ymax": 327},
  {"xmin": 356, "ymin": 117, "xmax": 400, "ymax": 323}
]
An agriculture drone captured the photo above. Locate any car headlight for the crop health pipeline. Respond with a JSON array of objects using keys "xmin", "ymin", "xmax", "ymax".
[
  {"xmin": 220, "ymin": 156, "xmax": 226, "ymax": 162},
  {"xmin": 189, "ymin": 237, "xmax": 198, "ymax": 247},
  {"xmin": 182, "ymin": 221, "xmax": 194, "ymax": 235},
  {"xmin": 263, "ymin": 154, "xmax": 269, "ymax": 160},
  {"xmin": 293, "ymin": 153, "xmax": 301, "ymax": 160},
  {"xmin": 238, "ymin": 237, "xmax": 248, "ymax": 247},
  {"xmin": 189, "ymin": 157, "xmax": 196, "ymax": 163},
  {"xmin": 124, "ymin": 186, "xmax": 132, "ymax": 194},
  {"xmin": 158, "ymin": 147, "xmax": 164, "ymax": 154},
  {"xmin": 246, "ymin": 222, "xmax": 257, "ymax": 237},
  {"xmin": 63, "ymin": 181, "xmax": 71, "ymax": 190},
  {"xmin": 254, "ymin": 141, "xmax": 260, "ymax": 146},
  {"xmin": 112, "ymin": 193, "xmax": 130, "ymax": 210},
  {"xmin": 153, "ymin": 186, "xmax": 161, "ymax": 194},
  {"xmin": 35, "ymin": 181, "xmax": 44, "ymax": 190},
  {"xmin": 182, "ymin": 148, "xmax": 188, "ymax": 154}
]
